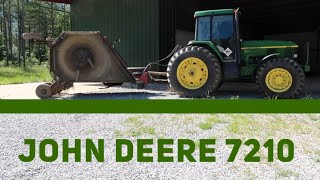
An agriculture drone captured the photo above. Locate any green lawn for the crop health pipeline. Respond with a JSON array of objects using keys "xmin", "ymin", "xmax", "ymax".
[{"xmin": 0, "ymin": 66, "xmax": 52, "ymax": 85}]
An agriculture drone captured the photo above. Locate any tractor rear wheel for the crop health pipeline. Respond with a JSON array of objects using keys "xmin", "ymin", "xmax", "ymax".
[
  {"xmin": 256, "ymin": 58, "xmax": 305, "ymax": 98},
  {"xmin": 167, "ymin": 46, "xmax": 222, "ymax": 98}
]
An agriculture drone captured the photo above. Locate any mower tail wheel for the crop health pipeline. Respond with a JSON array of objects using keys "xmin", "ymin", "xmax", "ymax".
[
  {"xmin": 256, "ymin": 58, "xmax": 305, "ymax": 99},
  {"xmin": 36, "ymin": 84, "xmax": 53, "ymax": 99}
]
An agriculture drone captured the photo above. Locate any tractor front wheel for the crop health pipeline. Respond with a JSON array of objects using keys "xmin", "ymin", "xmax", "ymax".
[
  {"xmin": 167, "ymin": 46, "xmax": 222, "ymax": 98},
  {"xmin": 256, "ymin": 58, "xmax": 305, "ymax": 98}
]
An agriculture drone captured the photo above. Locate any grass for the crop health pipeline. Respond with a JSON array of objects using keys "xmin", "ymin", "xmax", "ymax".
[
  {"xmin": 277, "ymin": 169, "xmax": 298, "ymax": 178},
  {"xmin": 0, "ymin": 65, "xmax": 51, "ymax": 85},
  {"xmin": 85, "ymin": 129, "xmax": 97, "ymax": 135},
  {"xmin": 307, "ymin": 114, "xmax": 319, "ymax": 121},
  {"xmin": 303, "ymin": 93, "xmax": 313, "ymax": 100},
  {"xmin": 198, "ymin": 116, "xmax": 224, "ymax": 130},
  {"xmin": 230, "ymin": 95, "xmax": 240, "ymax": 100},
  {"xmin": 207, "ymin": 117, "xmax": 224, "ymax": 124},
  {"xmin": 128, "ymin": 126, "xmax": 156, "ymax": 137},
  {"xmin": 199, "ymin": 122, "xmax": 213, "ymax": 130},
  {"xmin": 226, "ymin": 114, "xmax": 315, "ymax": 136},
  {"xmin": 315, "ymin": 150, "xmax": 320, "ymax": 163},
  {"xmin": 227, "ymin": 115, "xmax": 256, "ymax": 134},
  {"xmin": 264, "ymin": 95, "xmax": 279, "ymax": 100},
  {"xmin": 125, "ymin": 116, "xmax": 144, "ymax": 126},
  {"xmin": 120, "ymin": 116, "xmax": 157, "ymax": 137}
]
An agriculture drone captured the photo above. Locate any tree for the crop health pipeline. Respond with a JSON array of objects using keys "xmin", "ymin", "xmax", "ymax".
[{"xmin": 0, "ymin": 0, "xmax": 70, "ymax": 67}]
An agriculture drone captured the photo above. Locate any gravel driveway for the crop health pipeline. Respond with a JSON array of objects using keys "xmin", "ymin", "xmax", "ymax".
[{"xmin": 1, "ymin": 114, "xmax": 320, "ymax": 179}]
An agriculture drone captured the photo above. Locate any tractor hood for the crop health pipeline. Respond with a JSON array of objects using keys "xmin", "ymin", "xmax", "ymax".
[{"xmin": 241, "ymin": 40, "xmax": 298, "ymax": 50}]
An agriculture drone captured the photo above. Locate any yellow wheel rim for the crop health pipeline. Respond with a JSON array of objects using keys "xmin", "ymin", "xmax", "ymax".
[
  {"xmin": 177, "ymin": 57, "xmax": 209, "ymax": 90},
  {"xmin": 265, "ymin": 68, "xmax": 293, "ymax": 93}
]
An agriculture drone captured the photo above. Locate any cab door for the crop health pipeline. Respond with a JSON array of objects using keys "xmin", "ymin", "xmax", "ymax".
[
  {"xmin": 196, "ymin": 14, "xmax": 240, "ymax": 80},
  {"xmin": 211, "ymin": 15, "xmax": 237, "ymax": 62},
  {"xmin": 211, "ymin": 15, "xmax": 240, "ymax": 80}
]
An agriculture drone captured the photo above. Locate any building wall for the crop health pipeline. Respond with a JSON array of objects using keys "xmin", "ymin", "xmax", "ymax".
[
  {"xmin": 71, "ymin": 0, "xmax": 159, "ymax": 67},
  {"xmin": 158, "ymin": 0, "xmax": 200, "ymax": 71},
  {"xmin": 69, "ymin": 0, "xmax": 232, "ymax": 68},
  {"xmin": 69, "ymin": 0, "xmax": 320, "ymax": 74}
]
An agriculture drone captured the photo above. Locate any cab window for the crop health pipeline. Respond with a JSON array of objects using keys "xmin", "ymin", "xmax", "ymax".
[{"xmin": 196, "ymin": 16, "xmax": 211, "ymax": 41}]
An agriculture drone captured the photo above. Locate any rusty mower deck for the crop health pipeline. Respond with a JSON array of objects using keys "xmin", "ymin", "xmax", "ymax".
[{"xmin": 23, "ymin": 31, "xmax": 179, "ymax": 99}]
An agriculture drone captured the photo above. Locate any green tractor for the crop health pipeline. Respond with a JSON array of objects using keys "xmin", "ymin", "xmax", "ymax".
[{"xmin": 167, "ymin": 9, "xmax": 309, "ymax": 98}]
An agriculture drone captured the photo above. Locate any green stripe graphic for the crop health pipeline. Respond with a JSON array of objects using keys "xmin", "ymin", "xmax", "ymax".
[{"xmin": 0, "ymin": 100, "xmax": 319, "ymax": 113}]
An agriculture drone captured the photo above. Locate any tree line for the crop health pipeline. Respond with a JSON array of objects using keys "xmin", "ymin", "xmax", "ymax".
[{"xmin": 0, "ymin": 0, "xmax": 70, "ymax": 67}]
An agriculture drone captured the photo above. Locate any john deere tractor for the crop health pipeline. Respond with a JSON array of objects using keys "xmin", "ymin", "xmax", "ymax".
[{"xmin": 167, "ymin": 9, "xmax": 309, "ymax": 98}]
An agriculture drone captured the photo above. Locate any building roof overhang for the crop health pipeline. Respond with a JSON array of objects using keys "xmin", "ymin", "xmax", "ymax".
[{"xmin": 40, "ymin": 0, "xmax": 72, "ymax": 4}]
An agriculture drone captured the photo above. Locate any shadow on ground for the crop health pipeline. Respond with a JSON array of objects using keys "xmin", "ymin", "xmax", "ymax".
[{"xmin": 59, "ymin": 92, "xmax": 167, "ymax": 100}]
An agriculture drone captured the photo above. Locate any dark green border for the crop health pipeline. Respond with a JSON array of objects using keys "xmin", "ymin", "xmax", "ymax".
[{"xmin": 0, "ymin": 100, "xmax": 319, "ymax": 113}]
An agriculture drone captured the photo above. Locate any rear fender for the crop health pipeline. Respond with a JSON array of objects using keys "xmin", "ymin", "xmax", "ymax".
[{"xmin": 188, "ymin": 41, "xmax": 224, "ymax": 62}]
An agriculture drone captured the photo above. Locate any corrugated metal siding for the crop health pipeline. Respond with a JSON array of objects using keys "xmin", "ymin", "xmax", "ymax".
[
  {"xmin": 158, "ymin": 0, "xmax": 198, "ymax": 71},
  {"xmin": 69, "ymin": 0, "xmax": 218, "ymax": 68},
  {"xmin": 71, "ymin": 0, "xmax": 159, "ymax": 67}
]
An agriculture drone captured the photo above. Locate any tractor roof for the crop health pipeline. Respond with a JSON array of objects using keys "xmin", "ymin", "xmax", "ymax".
[{"xmin": 195, "ymin": 9, "xmax": 234, "ymax": 17}]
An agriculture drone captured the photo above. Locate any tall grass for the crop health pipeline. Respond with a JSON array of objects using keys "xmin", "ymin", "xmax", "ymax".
[{"xmin": 0, "ymin": 65, "xmax": 52, "ymax": 85}]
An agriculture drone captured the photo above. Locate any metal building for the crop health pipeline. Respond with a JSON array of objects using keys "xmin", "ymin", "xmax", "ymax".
[{"xmin": 44, "ymin": 0, "xmax": 320, "ymax": 73}]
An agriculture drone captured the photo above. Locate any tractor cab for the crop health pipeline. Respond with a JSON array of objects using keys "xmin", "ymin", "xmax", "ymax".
[
  {"xmin": 195, "ymin": 9, "xmax": 240, "ymax": 63},
  {"xmin": 191, "ymin": 9, "xmax": 241, "ymax": 80}
]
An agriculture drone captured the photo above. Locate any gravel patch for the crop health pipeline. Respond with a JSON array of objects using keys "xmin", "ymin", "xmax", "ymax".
[{"xmin": 0, "ymin": 114, "xmax": 319, "ymax": 179}]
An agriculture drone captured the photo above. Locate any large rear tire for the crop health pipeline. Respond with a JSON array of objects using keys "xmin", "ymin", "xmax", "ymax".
[
  {"xmin": 167, "ymin": 46, "xmax": 222, "ymax": 98},
  {"xmin": 256, "ymin": 58, "xmax": 305, "ymax": 99}
]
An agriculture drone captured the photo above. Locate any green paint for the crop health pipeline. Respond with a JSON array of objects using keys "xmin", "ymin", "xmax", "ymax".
[
  {"xmin": 116, "ymin": 139, "xmax": 134, "ymax": 162},
  {"xmin": 137, "ymin": 139, "xmax": 154, "ymax": 162},
  {"xmin": 178, "ymin": 139, "xmax": 196, "ymax": 162},
  {"xmin": 278, "ymin": 139, "xmax": 295, "ymax": 162},
  {"xmin": 39, "ymin": 139, "xmax": 59, "ymax": 162},
  {"xmin": 188, "ymin": 40, "xmax": 224, "ymax": 61},
  {"xmin": 20, "ymin": 139, "xmax": 105, "ymax": 163},
  {"xmin": 241, "ymin": 40, "xmax": 298, "ymax": 48},
  {"xmin": 264, "ymin": 139, "xmax": 274, "ymax": 162},
  {"xmin": 240, "ymin": 41, "xmax": 298, "ymax": 77},
  {"xmin": 2, "ymin": 100, "xmax": 320, "ymax": 113},
  {"xmin": 304, "ymin": 65, "xmax": 311, "ymax": 72},
  {"xmin": 63, "ymin": 139, "xmax": 81, "ymax": 162},
  {"xmin": 240, "ymin": 65, "xmax": 256, "ymax": 77},
  {"xmin": 199, "ymin": 139, "xmax": 216, "ymax": 162},
  {"xmin": 244, "ymin": 139, "xmax": 261, "ymax": 162},
  {"xmin": 195, "ymin": 9, "xmax": 234, "ymax": 17},
  {"xmin": 19, "ymin": 139, "xmax": 36, "ymax": 163},
  {"xmin": 86, "ymin": 139, "xmax": 105, "ymax": 162},
  {"xmin": 158, "ymin": 139, "xmax": 174, "ymax": 162},
  {"xmin": 71, "ymin": 0, "xmax": 159, "ymax": 67},
  {"xmin": 226, "ymin": 139, "xmax": 294, "ymax": 162},
  {"xmin": 226, "ymin": 139, "xmax": 242, "ymax": 162}
]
